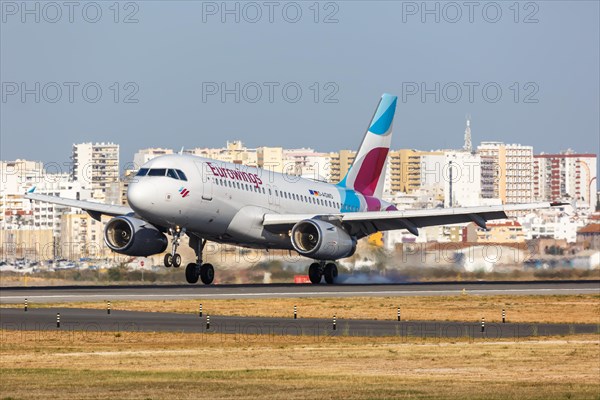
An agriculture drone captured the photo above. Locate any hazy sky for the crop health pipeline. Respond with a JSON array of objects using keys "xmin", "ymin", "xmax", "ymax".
[{"xmin": 1, "ymin": 1, "xmax": 599, "ymax": 177}]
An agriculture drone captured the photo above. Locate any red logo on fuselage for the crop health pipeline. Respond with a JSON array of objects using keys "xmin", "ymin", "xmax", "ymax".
[
  {"xmin": 206, "ymin": 162, "xmax": 263, "ymax": 188},
  {"xmin": 179, "ymin": 187, "xmax": 190, "ymax": 198}
]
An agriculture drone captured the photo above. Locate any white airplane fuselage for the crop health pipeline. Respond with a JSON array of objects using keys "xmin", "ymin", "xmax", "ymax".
[{"xmin": 128, "ymin": 154, "xmax": 394, "ymax": 250}]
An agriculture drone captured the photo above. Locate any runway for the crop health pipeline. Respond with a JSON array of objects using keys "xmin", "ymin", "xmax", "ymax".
[
  {"xmin": 1, "ymin": 280, "xmax": 598, "ymax": 303},
  {"xmin": 1, "ymin": 308, "xmax": 597, "ymax": 338}
]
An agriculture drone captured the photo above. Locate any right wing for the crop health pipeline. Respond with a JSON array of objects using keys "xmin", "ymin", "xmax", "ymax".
[
  {"xmin": 263, "ymin": 202, "xmax": 565, "ymax": 239},
  {"xmin": 25, "ymin": 193, "xmax": 133, "ymax": 221}
]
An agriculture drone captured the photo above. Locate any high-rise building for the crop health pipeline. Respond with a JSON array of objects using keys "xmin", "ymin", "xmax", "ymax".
[
  {"xmin": 71, "ymin": 142, "xmax": 120, "ymax": 203},
  {"xmin": 478, "ymin": 142, "xmax": 533, "ymax": 205},
  {"xmin": 385, "ymin": 150, "xmax": 443, "ymax": 194},
  {"xmin": 533, "ymin": 150, "xmax": 597, "ymax": 211}
]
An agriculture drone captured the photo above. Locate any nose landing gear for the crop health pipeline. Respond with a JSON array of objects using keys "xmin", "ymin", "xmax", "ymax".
[{"xmin": 164, "ymin": 227, "xmax": 185, "ymax": 268}]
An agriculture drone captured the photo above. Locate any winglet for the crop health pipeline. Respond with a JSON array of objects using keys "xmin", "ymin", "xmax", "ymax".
[{"xmin": 27, "ymin": 186, "xmax": 36, "ymax": 194}]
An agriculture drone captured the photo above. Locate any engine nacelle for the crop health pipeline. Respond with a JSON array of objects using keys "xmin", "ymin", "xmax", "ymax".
[
  {"xmin": 291, "ymin": 219, "xmax": 356, "ymax": 260},
  {"xmin": 104, "ymin": 216, "xmax": 168, "ymax": 256}
]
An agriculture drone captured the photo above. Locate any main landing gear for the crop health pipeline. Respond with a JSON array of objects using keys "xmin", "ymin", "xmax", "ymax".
[
  {"xmin": 164, "ymin": 227, "xmax": 185, "ymax": 268},
  {"xmin": 185, "ymin": 236, "xmax": 214, "ymax": 285},
  {"xmin": 308, "ymin": 261, "xmax": 338, "ymax": 284}
]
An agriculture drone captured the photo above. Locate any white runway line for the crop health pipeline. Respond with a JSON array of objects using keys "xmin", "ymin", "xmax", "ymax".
[{"xmin": 1, "ymin": 287, "xmax": 598, "ymax": 301}]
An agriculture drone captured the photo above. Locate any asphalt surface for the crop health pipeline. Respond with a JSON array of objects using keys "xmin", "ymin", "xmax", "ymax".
[
  {"xmin": 1, "ymin": 308, "xmax": 597, "ymax": 338},
  {"xmin": 1, "ymin": 280, "xmax": 598, "ymax": 303}
]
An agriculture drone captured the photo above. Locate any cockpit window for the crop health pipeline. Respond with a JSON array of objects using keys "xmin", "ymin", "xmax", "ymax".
[
  {"xmin": 147, "ymin": 168, "xmax": 167, "ymax": 176},
  {"xmin": 176, "ymin": 169, "xmax": 188, "ymax": 181},
  {"xmin": 142, "ymin": 168, "xmax": 188, "ymax": 180},
  {"xmin": 166, "ymin": 169, "xmax": 179, "ymax": 179}
]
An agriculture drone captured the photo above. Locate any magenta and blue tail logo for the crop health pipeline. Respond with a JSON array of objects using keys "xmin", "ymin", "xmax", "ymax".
[{"xmin": 179, "ymin": 187, "xmax": 190, "ymax": 198}]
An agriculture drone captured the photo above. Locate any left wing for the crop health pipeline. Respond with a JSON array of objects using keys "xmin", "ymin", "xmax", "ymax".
[
  {"xmin": 25, "ymin": 193, "xmax": 134, "ymax": 221},
  {"xmin": 262, "ymin": 202, "xmax": 563, "ymax": 239}
]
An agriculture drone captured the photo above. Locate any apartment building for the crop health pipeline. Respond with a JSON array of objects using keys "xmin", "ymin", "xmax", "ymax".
[
  {"xmin": 71, "ymin": 142, "xmax": 120, "ymax": 203},
  {"xmin": 478, "ymin": 142, "xmax": 533, "ymax": 204},
  {"xmin": 534, "ymin": 150, "xmax": 597, "ymax": 211}
]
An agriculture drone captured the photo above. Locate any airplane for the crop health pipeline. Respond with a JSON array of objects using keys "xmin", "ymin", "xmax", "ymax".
[{"xmin": 26, "ymin": 93, "xmax": 561, "ymax": 285}]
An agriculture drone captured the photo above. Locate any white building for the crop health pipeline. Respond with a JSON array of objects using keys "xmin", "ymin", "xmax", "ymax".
[
  {"xmin": 443, "ymin": 151, "xmax": 482, "ymax": 207},
  {"xmin": 283, "ymin": 148, "xmax": 332, "ymax": 181},
  {"xmin": 518, "ymin": 208, "xmax": 587, "ymax": 243},
  {"xmin": 1, "ymin": 159, "xmax": 45, "ymax": 230},
  {"xmin": 419, "ymin": 151, "xmax": 482, "ymax": 207},
  {"xmin": 71, "ymin": 142, "xmax": 120, "ymax": 203}
]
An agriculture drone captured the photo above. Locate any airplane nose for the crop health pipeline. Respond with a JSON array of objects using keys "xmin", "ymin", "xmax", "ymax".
[{"xmin": 127, "ymin": 179, "xmax": 157, "ymax": 214}]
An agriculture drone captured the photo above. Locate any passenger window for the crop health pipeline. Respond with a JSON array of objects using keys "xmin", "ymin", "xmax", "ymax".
[
  {"xmin": 166, "ymin": 169, "xmax": 179, "ymax": 179},
  {"xmin": 148, "ymin": 168, "xmax": 167, "ymax": 176},
  {"xmin": 136, "ymin": 168, "xmax": 149, "ymax": 176}
]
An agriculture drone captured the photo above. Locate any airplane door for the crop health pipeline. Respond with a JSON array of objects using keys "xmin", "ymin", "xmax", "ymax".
[
  {"xmin": 195, "ymin": 161, "xmax": 213, "ymax": 201},
  {"xmin": 266, "ymin": 184, "xmax": 280, "ymax": 207},
  {"xmin": 272, "ymin": 185, "xmax": 280, "ymax": 206}
]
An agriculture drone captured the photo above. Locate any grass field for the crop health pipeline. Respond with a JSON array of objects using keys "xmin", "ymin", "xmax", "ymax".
[
  {"xmin": 1, "ymin": 330, "xmax": 599, "ymax": 399},
  {"xmin": 7, "ymin": 294, "xmax": 599, "ymax": 324}
]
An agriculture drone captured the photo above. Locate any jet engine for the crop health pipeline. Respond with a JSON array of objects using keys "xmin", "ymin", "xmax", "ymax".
[
  {"xmin": 104, "ymin": 216, "xmax": 168, "ymax": 256},
  {"xmin": 291, "ymin": 219, "xmax": 356, "ymax": 260}
]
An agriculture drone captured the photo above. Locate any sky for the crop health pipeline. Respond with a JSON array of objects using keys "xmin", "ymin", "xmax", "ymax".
[{"xmin": 1, "ymin": 1, "xmax": 599, "ymax": 179}]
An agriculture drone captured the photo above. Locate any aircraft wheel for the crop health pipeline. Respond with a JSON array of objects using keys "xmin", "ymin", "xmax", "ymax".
[
  {"xmin": 324, "ymin": 263, "xmax": 338, "ymax": 284},
  {"xmin": 164, "ymin": 253, "xmax": 173, "ymax": 268},
  {"xmin": 172, "ymin": 253, "xmax": 182, "ymax": 268},
  {"xmin": 200, "ymin": 263, "xmax": 214, "ymax": 285},
  {"xmin": 185, "ymin": 263, "xmax": 199, "ymax": 284},
  {"xmin": 308, "ymin": 262, "xmax": 322, "ymax": 284}
]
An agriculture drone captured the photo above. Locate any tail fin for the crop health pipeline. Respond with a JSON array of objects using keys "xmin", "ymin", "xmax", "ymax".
[{"xmin": 338, "ymin": 93, "xmax": 397, "ymax": 198}]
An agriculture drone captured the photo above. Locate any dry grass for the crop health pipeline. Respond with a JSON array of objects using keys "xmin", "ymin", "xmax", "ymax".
[
  {"xmin": 1, "ymin": 329, "xmax": 599, "ymax": 399},
  {"xmin": 7, "ymin": 294, "xmax": 599, "ymax": 324}
]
